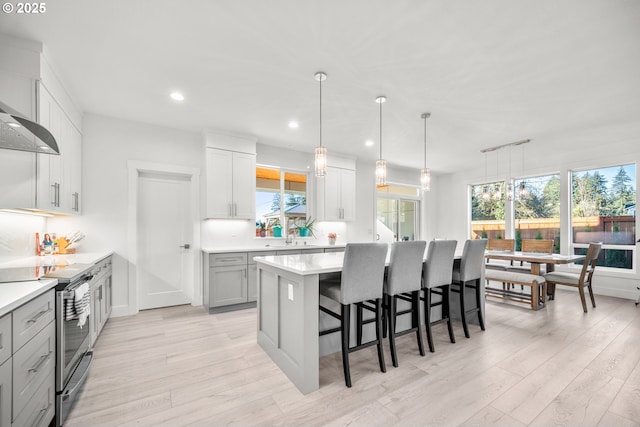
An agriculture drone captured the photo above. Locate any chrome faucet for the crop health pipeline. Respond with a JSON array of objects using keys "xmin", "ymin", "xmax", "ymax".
[{"xmin": 285, "ymin": 218, "xmax": 294, "ymax": 245}]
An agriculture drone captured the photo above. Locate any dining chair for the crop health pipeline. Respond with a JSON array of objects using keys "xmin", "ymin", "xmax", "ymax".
[
  {"xmin": 543, "ymin": 242, "xmax": 602, "ymax": 312},
  {"xmin": 451, "ymin": 239, "xmax": 488, "ymax": 338},
  {"xmin": 485, "ymin": 238, "xmax": 514, "ymax": 270},
  {"xmin": 422, "ymin": 239, "xmax": 457, "ymax": 352},
  {"xmin": 508, "ymin": 239, "xmax": 554, "ymax": 289},
  {"xmin": 318, "ymin": 243, "xmax": 388, "ymax": 387},
  {"xmin": 378, "ymin": 240, "xmax": 427, "ymax": 367}
]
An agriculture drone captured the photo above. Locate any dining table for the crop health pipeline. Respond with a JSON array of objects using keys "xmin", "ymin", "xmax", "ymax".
[{"xmin": 484, "ymin": 250, "xmax": 586, "ymax": 297}]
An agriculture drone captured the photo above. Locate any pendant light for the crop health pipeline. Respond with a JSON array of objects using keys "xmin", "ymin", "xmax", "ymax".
[
  {"xmin": 314, "ymin": 72, "xmax": 328, "ymax": 177},
  {"xmin": 492, "ymin": 151, "xmax": 501, "ymax": 200},
  {"xmin": 420, "ymin": 112, "xmax": 431, "ymax": 191},
  {"xmin": 506, "ymin": 144, "xmax": 514, "ymax": 201},
  {"xmin": 482, "ymin": 152, "xmax": 491, "ymax": 201},
  {"xmin": 375, "ymin": 95, "xmax": 387, "ymax": 186},
  {"xmin": 518, "ymin": 143, "xmax": 529, "ymax": 199}
]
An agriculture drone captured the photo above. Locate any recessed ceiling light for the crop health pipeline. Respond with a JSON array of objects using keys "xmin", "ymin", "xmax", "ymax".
[
  {"xmin": 288, "ymin": 121, "xmax": 299, "ymax": 129},
  {"xmin": 365, "ymin": 140, "xmax": 374, "ymax": 147},
  {"xmin": 170, "ymin": 92, "xmax": 185, "ymax": 101},
  {"xmin": 7, "ymin": 122, "xmax": 20, "ymax": 128}
]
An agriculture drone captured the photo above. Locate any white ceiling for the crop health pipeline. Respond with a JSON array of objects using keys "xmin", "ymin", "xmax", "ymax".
[{"xmin": 1, "ymin": 0, "xmax": 639, "ymax": 173}]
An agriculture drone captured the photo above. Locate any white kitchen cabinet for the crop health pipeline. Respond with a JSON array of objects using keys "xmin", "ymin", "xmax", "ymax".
[
  {"xmin": 320, "ymin": 166, "xmax": 356, "ymax": 221},
  {"xmin": 0, "ymin": 36, "xmax": 82, "ymax": 214},
  {"xmin": 205, "ymin": 148, "xmax": 255, "ymax": 219},
  {"xmin": 37, "ymin": 84, "xmax": 82, "ymax": 214}
]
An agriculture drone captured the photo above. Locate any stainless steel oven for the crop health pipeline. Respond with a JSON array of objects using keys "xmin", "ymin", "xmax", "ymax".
[{"xmin": 46, "ymin": 263, "xmax": 95, "ymax": 427}]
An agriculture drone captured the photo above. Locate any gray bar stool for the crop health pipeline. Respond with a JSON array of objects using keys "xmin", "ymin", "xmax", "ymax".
[
  {"xmin": 380, "ymin": 240, "xmax": 427, "ymax": 367},
  {"xmin": 450, "ymin": 239, "xmax": 488, "ymax": 338},
  {"xmin": 319, "ymin": 243, "xmax": 388, "ymax": 387},
  {"xmin": 422, "ymin": 239, "xmax": 457, "ymax": 352}
]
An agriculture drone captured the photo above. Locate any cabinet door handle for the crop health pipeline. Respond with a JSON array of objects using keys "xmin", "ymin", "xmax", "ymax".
[
  {"xmin": 27, "ymin": 308, "xmax": 52, "ymax": 324},
  {"xmin": 28, "ymin": 350, "xmax": 52, "ymax": 373},
  {"xmin": 234, "ymin": 203, "xmax": 237, "ymax": 217},
  {"xmin": 33, "ymin": 405, "xmax": 50, "ymax": 427},
  {"xmin": 228, "ymin": 203, "xmax": 232, "ymax": 217},
  {"xmin": 51, "ymin": 184, "xmax": 57, "ymax": 206}
]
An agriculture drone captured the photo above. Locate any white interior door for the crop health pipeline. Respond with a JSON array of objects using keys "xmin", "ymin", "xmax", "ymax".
[{"xmin": 137, "ymin": 171, "xmax": 193, "ymax": 310}]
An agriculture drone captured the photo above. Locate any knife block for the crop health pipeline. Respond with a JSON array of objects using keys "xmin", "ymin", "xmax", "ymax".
[{"xmin": 57, "ymin": 237, "xmax": 76, "ymax": 254}]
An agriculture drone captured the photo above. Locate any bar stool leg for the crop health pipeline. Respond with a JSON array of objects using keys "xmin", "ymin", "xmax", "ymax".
[
  {"xmin": 341, "ymin": 304, "xmax": 352, "ymax": 387},
  {"xmin": 459, "ymin": 281, "xmax": 470, "ymax": 339},
  {"xmin": 444, "ymin": 285, "xmax": 455, "ymax": 344},
  {"xmin": 356, "ymin": 304, "xmax": 363, "ymax": 346},
  {"xmin": 375, "ymin": 298, "xmax": 386, "ymax": 373},
  {"xmin": 412, "ymin": 290, "xmax": 425, "ymax": 356},
  {"xmin": 388, "ymin": 295, "xmax": 398, "ymax": 368},
  {"xmin": 475, "ymin": 278, "xmax": 485, "ymax": 331},
  {"xmin": 424, "ymin": 288, "xmax": 435, "ymax": 353}
]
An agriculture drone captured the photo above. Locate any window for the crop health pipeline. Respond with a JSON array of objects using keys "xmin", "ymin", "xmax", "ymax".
[
  {"xmin": 376, "ymin": 184, "xmax": 419, "ymax": 243},
  {"xmin": 571, "ymin": 164, "xmax": 636, "ymax": 269},
  {"xmin": 256, "ymin": 166, "xmax": 307, "ymax": 237},
  {"xmin": 514, "ymin": 174, "xmax": 561, "ymax": 253},
  {"xmin": 470, "ymin": 181, "xmax": 506, "ymax": 239}
]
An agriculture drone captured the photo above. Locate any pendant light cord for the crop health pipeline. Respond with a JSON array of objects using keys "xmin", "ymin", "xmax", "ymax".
[
  {"xmin": 424, "ymin": 116, "xmax": 427, "ymax": 168},
  {"xmin": 379, "ymin": 100, "xmax": 383, "ymax": 159},
  {"xmin": 319, "ymin": 76, "xmax": 322, "ymax": 148}
]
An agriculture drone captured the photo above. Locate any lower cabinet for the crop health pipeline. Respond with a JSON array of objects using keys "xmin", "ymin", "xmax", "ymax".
[
  {"xmin": 1, "ymin": 289, "xmax": 55, "ymax": 427},
  {"xmin": 89, "ymin": 256, "xmax": 113, "ymax": 346},
  {"xmin": 204, "ymin": 247, "xmax": 344, "ymax": 313}
]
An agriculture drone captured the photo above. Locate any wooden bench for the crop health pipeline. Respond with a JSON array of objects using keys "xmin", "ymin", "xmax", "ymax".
[{"xmin": 484, "ymin": 270, "xmax": 546, "ymax": 311}]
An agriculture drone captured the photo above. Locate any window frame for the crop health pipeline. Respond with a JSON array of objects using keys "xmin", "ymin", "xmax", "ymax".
[{"xmin": 376, "ymin": 182, "xmax": 421, "ymax": 242}]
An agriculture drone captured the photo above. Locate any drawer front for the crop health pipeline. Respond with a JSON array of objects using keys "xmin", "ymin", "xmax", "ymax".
[
  {"xmin": 13, "ymin": 321, "xmax": 55, "ymax": 418},
  {"xmin": 11, "ymin": 372, "xmax": 54, "ymax": 427},
  {"xmin": 209, "ymin": 252, "xmax": 247, "ymax": 267},
  {"xmin": 248, "ymin": 251, "xmax": 277, "ymax": 264},
  {"xmin": 301, "ymin": 248, "xmax": 325, "ymax": 254},
  {"xmin": 12, "ymin": 290, "xmax": 54, "ymax": 352},
  {"xmin": 324, "ymin": 247, "xmax": 345, "ymax": 253},
  {"xmin": 0, "ymin": 314, "xmax": 10, "ymax": 365},
  {"xmin": 276, "ymin": 250, "xmax": 302, "ymax": 255},
  {"xmin": 1, "ymin": 357, "xmax": 11, "ymax": 427}
]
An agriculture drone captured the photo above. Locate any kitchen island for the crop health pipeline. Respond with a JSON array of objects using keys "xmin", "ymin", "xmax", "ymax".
[{"xmin": 255, "ymin": 249, "xmax": 484, "ymax": 394}]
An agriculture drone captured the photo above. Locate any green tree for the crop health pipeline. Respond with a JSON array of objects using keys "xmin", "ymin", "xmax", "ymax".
[
  {"xmin": 572, "ymin": 172, "xmax": 608, "ymax": 217},
  {"xmin": 542, "ymin": 176, "xmax": 560, "ymax": 218},
  {"xmin": 610, "ymin": 167, "xmax": 634, "ymax": 215}
]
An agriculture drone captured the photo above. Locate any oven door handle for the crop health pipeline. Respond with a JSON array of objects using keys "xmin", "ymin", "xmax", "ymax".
[{"xmin": 63, "ymin": 351, "xmax": 93, "ymax": 397}]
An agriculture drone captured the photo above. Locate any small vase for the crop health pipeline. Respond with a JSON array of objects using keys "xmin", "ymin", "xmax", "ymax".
[
  {"xmin": 273, "ymin": 227, "xmax": 282, "ymax": 238},
  {"xmin": 299, "ymin": 228, "xmax": 309, "ymax": 237},
  {"xmin": 328, "ymin": 238, "xmax": 336, "ymax": 246},
  {"xmin": 260, "ymin": 230, "xmax": 266, "ymax": 237}
]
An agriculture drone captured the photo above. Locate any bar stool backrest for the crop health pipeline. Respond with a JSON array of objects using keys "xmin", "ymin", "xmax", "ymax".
[
  {"xmin": 424, "ymin": 240, "xmax": 457, "ymax": 289},
  {"xmin": 340, "ymin": 243, "xmax": 388, "ymax": 305},
  {"xmin": 386, "ymin": 240, "xmax": 427, "ymax": 295},
  {"xmin": 459, "ymin": 239, "xmax": 488, "ymax": 282}
]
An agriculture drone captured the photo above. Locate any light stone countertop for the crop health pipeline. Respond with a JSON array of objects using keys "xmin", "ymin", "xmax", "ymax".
[
  {"xmin": 0, "ymin": 251, "xmax": 113, "ymax": 268},
  {"xmin": 202, "ymin": 244, "xmax": 345, "ymax": 254},
  {"xmin": 255, "ymin": 251, "xmax": 347, "ymax": 275},
  {"xmin": 0, "ymin": 278, "xmax": 58, "ymax": 318}
]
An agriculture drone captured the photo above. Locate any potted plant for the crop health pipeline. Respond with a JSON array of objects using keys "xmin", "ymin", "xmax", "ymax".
[
  {"xmin": 257, "ymin": 221, "xmax": 266, "ymax": 237},
  {"xmin": 327, "ymin": 232, "xmax": 337, "ymax": 245},
  {"xmin": 272, "ymin": 219, "xmax": 283, "ymax": 238},
  {"xmin": 296, "ymin": 216, "xmax": 316, "ymax": 238}
]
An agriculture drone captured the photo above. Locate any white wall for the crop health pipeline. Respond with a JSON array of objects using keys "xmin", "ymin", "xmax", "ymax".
[
  {"xmin": 433, "ymin": 121, "xmax": 640, "ymax": 300},
  {"xmin": 0, "ymin": 211, "xmax": 46, "ymax": 261},
  {"xmin": 48, "ymin": 114, "xmax": 202, "ymax": 316}
]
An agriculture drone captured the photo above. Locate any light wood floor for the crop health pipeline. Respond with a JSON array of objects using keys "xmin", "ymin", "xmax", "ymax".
[{"xmin": 66, "ymin": 290, "xmax": 640, "ymax": 427}]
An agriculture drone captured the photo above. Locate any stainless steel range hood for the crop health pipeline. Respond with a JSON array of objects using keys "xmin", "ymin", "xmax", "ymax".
[{"xmin": 0, "ymin": 100, "xmax": 59, "ymax": 154}]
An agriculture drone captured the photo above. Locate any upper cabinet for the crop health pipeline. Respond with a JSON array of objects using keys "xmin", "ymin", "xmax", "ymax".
[
  {"xmin": 317, "ymin": 163, "xmax": 356, "ymax": 221},
  {"xmin": 0, "ymin": 35, "xmax": 83, "ymax": 213},
  {"xmin": 204, "ymin": 131, "xmax": 256, "ymax": 220}
]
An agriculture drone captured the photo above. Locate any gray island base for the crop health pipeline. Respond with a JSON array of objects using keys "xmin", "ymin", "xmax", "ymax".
[{"xmin": 256, "ymin": 250, "xmax": 483, "ymax": 394}]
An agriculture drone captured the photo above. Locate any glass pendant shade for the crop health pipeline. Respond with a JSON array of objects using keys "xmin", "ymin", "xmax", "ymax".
[
  {"xmin": 315, "ymin": 146, "xmax": 327, "ymax": 177},
  {"xmin": 506, "ymin": 182, "xmax": 514, "ymax": 201},
  {"xmin": 420, "ymin": 168, "xmax": 431, "ymax": 191},
  {"xmin": 492, "ymin": 184, "xmax": 502, "ymax": 200},
  {"xmin": 375, "ymin": 159, "xmax": 387, "ymax": 186},
  {"xmin": 482, "ymin": 186, "xmax": 491, "ymax": 201},
  {"xmin": 518, "ymin": 181, "xmax": 528, "ymax": 198}
]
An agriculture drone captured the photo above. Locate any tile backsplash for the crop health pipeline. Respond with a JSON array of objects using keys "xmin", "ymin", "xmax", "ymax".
[{"xmin": 0, "ymin": 212, "xmax": 46, "ymax": 259}]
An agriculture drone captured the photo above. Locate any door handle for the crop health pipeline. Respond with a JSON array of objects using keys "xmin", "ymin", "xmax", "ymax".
[{"xmin": 179, "ymin": 244, "xmax": 191, "ymax": 249}]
